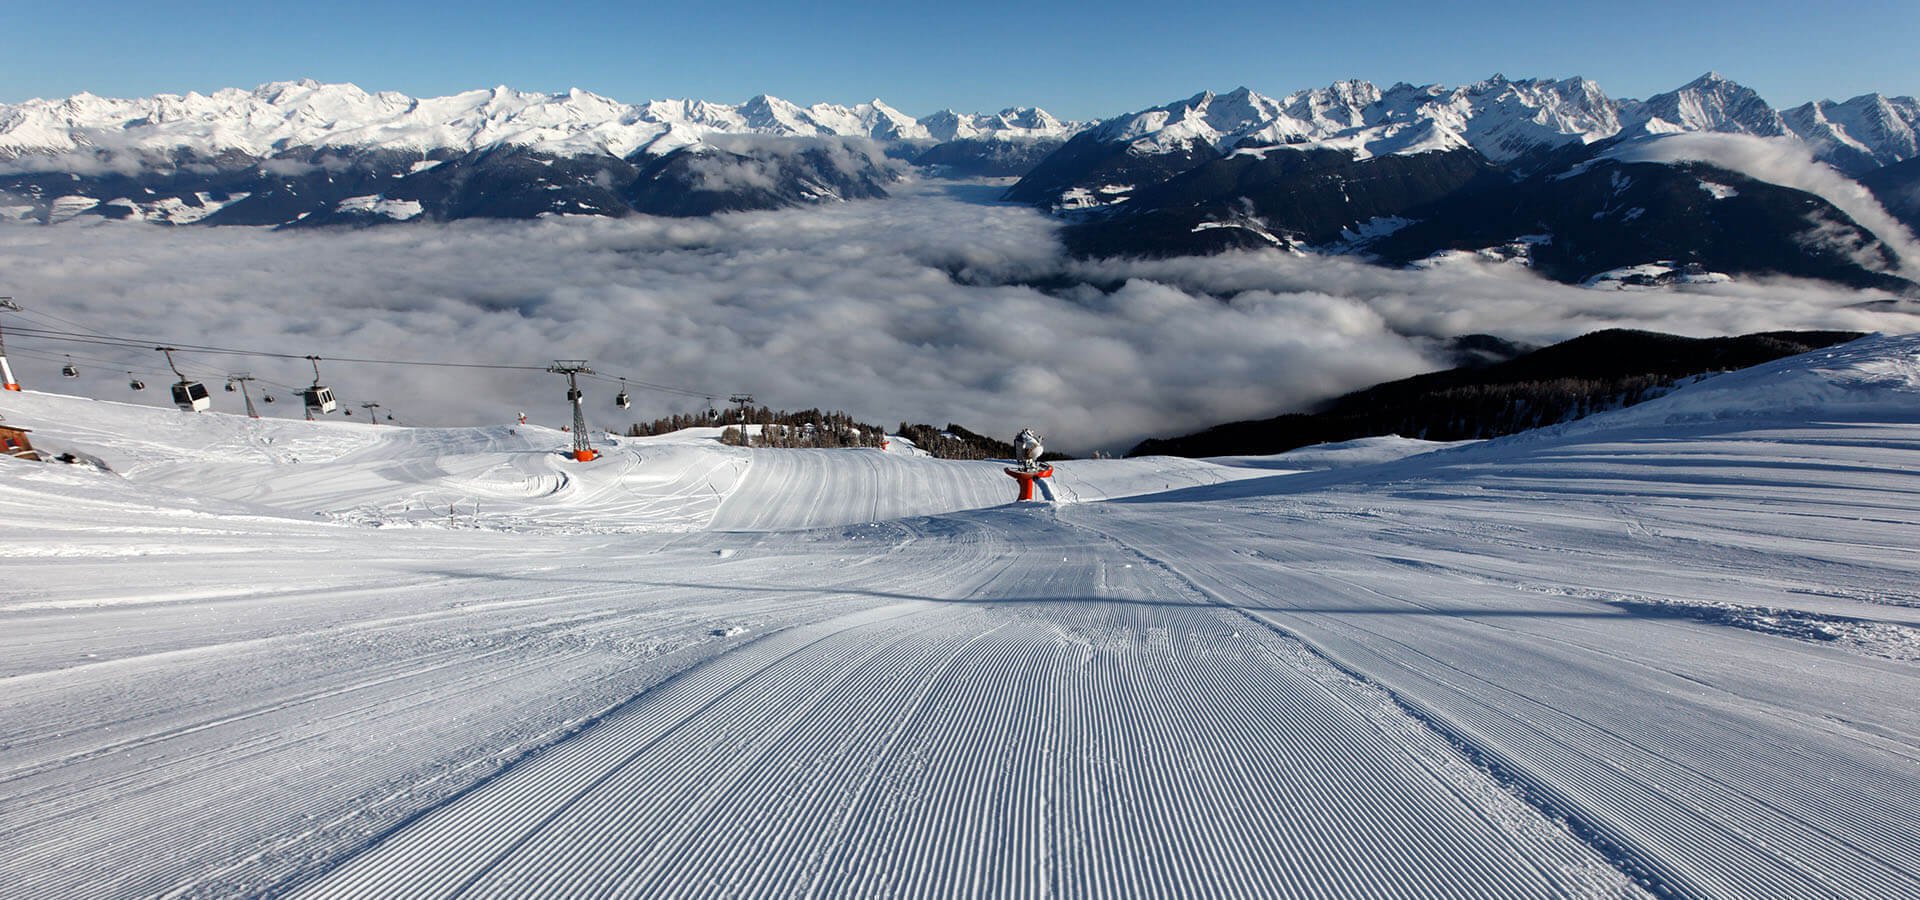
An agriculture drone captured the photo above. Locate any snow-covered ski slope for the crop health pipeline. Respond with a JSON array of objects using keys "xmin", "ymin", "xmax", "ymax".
[
  {"xmin": 3, "ymin": 335, "xmax": 1920, "ymax": 899},
  {"xmin": 0, "ymin": 395, "xmax": 1259, "ymax": 534}
]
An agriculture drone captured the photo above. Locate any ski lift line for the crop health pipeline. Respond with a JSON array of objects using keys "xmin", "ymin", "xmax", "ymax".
[
  {"xmin": 5, "ymin": 340, "xmax": 294, "ymax": 391},
  {"xmin": 7, "ymin": 346, "xmax": 160, "ymax": 372},
  {"xmin": 4, "ymin": 338, "xmax": 240, "ymax": 377},
  {"xmin": 0, "ymin": 324, "xmax": 719, "ymax": 394},
  {"xmin": 0, "ymin": 329, "xmax": 208, "ymax": 357},
  {"xmin": 10, "ymin": 343, "xmax": 414, "ymax": 414},
  {"xmin": 15, "ymin": 343, "xmax": 146, "ymax": 365},
  {"xmin": 5, "ymin": 331, "xmax": 171, "ymax": 362},
  {"xmin": 5, "ymin": 307, "xmax": 190, "ymax": 374},
  {"xmin": 0, "ymin": 324, "xmax": 526, "ymax": 369},
  {"xmin": 582, "ymin": 371, "xmax": 708, "ymax": 394},
  {"xmin": 23, "ymin": 339, "xmax": 713, "ymax": 405},
  {"xmin": 1, "ymin": 325, "xmax": 554, "ymax": 371},
  {"xmin": 576, "ymin": 371, "xmax": 713, "ymax": 399},
  {"xmin": 9, "ymin": 343, "xmax": 330, "ymax": 410},
  {"xmin": 3, "ymin": 338, "xmax": 237, "ymax": 384},
  {"xmin": 1, "ymin": 324, "xmax": 722, "ymax": 396},
  {"xmin": 12, "ymin": 305, "xmax": 131, "ymax": 340},
  {"xmin": 13, "ymin": 339, "xmax": 307, "ymax": 398},
  {"xmin": 5, "ymin": 328, "xmax": 598, "ymax": 399},
  {"xmin": 7, "ymin": 306, "xmax": 157, "ymax": 359},
  {"xmin": 3, "ymin": 308, "xmax": 491, "ymax": 403},
  {"xmin": 3, "ymin": 322, "xmax": 738, "ymax": 403}
]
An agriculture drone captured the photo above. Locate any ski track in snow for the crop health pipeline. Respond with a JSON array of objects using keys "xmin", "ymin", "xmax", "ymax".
[
  {"xmin": 4, "ymin": 336, "xmax": 1920, "ymax": 899},
  {"xmin": 292, "ymin": 513, "xmax": 1637, "ymax": 900}
]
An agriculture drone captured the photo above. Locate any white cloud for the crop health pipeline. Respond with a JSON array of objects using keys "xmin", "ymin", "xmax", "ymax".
[
  {"xmin": 1605, "ymin": 133, "xmax": 1920, "ymax": 277},
  {"xmin": 0, "ymin": 178, "xmax": 1914, "ymax": 454},
  {"xmin": 258, "ymin": 157, "xmax": 321, "ymax": 177},
  {"xmin": 674, "ymin": 136, "xmax": 903, "ymax": 194}
]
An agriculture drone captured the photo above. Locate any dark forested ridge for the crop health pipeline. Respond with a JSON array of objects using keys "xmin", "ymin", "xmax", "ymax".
[
  {"xmin": 622, "ymin": 407, "xmax": 1064, "ymax": 460},
  {"xmin": 1128, "ymin": 329, "xmax": 1865, "ymax": 458}
]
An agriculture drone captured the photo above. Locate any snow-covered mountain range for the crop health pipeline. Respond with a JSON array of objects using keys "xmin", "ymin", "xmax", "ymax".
[
  {"xmin": 1078, "ymin": 76, "xmax": 1615, "ymax": 164},
  {"xmin": 10, "ymin": 73, "xmax": 1909, "ymax": 180},
  {"xmin": 0, "ymin": 81, "xmax": 1082, "ymax": 228},
  {"xmin": 4, "ymin": 74, "xmax": 1919, "ymax": 294},
  {"xmin": 0, "ymin": 80, "xmax": 1082, "ymax": 163},
  {"xmin": 0, "ymin": 79, "xmax": 1078, "ymax": 161},
  {"xmin": 1005, "ymin": 73, "xmax": 1920, "ymax": 293},
  {"xmin": 1042, "ymin": 73, "xmax": 1912, "ymax": 175}
]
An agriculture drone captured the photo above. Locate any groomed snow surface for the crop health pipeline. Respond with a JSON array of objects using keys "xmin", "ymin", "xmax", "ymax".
[{"xmin": 4, "ymin": 335, "xmax": 1920, "ymax": 898}]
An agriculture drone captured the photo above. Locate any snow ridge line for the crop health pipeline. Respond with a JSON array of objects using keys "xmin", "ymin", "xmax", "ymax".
[
  {"xmin": 1369, "ymin": 550, "xmax": 1920, "ymax": 665},
  {"xmin": 1063, "ymin": 512, "xmax": 1693, "ymax": 900},
  {"xmin": 1608, "ymin": 596, "xmax": 1920, "ymax": 662},
  {"xmin": 257, "ymin": 621, "xmax": 803, "ymax": 898}
]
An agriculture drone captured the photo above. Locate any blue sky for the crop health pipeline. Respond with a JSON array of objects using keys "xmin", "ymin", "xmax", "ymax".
[{"xmin": 4, "ymin": 1, "xmax": 1914, "ymax": 118}]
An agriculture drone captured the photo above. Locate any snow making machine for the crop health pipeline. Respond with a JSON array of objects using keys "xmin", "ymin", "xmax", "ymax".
[
  {"xmin": 1014, "ymin": 428, "xmax": 1045, "ymax": 470},
  {"xmin": 1005, "ymin": 428, "xmax": 1054, "ymax": 501}
]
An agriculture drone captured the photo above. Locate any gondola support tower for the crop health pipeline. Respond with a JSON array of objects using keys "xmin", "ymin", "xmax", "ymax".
[
  {"xmin": 729, "ymin": 394, "xmax": 754, "ymax": 446},
  {"xmin": 549, "ymin": 360, "xmax": 598, "ymax": 461},
  {"xmin": 227, "ymin": 373, "xmax": 261, "ymax": 419},
  {"xmin": 0, "ymin": 297, "xmax": 20, "ymax": 391}
]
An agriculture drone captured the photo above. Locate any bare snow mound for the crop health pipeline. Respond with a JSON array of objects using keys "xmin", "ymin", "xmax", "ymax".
[
  {"xmin": 1585, "ymin": 332, "xmax": 1920, "ymax": 429},
  {"xmin": 1208, "ymin": 436, "xmax": 1475, "ymax": 471}
]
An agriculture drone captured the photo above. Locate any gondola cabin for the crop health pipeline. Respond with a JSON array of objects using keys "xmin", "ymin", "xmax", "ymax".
[
  {"xmin": 171, "ymin": 380, "xmax": 211, "ymax": 412},
  {"xmin": 303, "ymin": 385, "xmax": 337, "ymax": 415}
]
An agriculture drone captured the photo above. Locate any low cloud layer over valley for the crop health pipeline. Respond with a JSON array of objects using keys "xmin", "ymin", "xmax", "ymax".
[{"xmin": 4, "ymin": 179, "xmax": 1914, "ymax": 452}]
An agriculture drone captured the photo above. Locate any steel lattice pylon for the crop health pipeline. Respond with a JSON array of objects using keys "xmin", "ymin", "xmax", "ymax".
[
  {"xmin": 227, "ymin": 373, "xmax": 261, "ymax": 419},
  {"xmin": 548, "ymin": 360, "xmax": 597, "ymax": 461},
  {"xmin": 0, "ymin": 297, "xmax": 21, "ymax": 391}
]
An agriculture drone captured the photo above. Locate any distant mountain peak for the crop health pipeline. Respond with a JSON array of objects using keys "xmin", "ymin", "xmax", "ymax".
[
  {"xmin": 1627, "ymin": 72, "xmax": 1786, "ymax": 138},
  {"xmin": 0, "ymin": 82, "xmax": 1084, "ymax": 160},
  {"xmin": 1080, "ymin": 75, "xmax": 1623, "ymax": 166},
  {"xmin": 1783, "ymin": 91, "xmax": 1920, "ymax": 173}
]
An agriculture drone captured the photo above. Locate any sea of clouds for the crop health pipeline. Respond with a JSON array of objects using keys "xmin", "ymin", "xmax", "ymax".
[
  {"xmin": 2, "ymin": 178, "xmax": 1915, "ymax": 453},
  {"xmin": 1603, "ymin": 133, "xmax": 1920, "ymax": 279}
]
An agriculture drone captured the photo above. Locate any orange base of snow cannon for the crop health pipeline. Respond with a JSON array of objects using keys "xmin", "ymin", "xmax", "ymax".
[
  {"xmin": 2, "ymin": 383, "xmax": 20, "ymax": 392},
  {"xmin": 1005, "ymin": 465, "xmax": 1054, "ymax": 501},
  {"xmin": 573, "ymin": 449, "xmax": 599, "ymax": 462}
]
